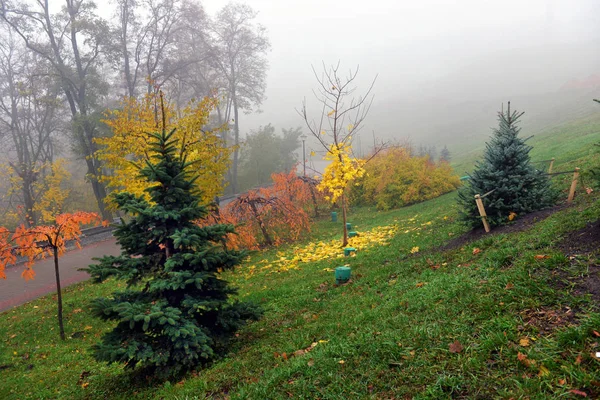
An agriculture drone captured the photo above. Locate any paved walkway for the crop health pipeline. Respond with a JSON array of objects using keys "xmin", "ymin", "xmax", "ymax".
[{"xmin": 0, "ymin": 238, "xmax": 120, "ymax": 312}]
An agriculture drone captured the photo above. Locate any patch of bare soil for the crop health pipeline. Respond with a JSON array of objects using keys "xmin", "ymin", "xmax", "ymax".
[
  {"xmin": 552, "ymin": 220, "xmax": 600, "ymax": 304},
  {"xmin": 518, "ymin": 306, "xmax": 578, "ymax": 335},
  {"xmin": 557, "ymin": 219, "xmax": 600, "ymax": 257},
  {"xmin": 440, "ymin": 204, "xmax": 569, "ymax": 252}
]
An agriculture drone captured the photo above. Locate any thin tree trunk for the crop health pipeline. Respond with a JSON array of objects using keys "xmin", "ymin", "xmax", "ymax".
[
  {"xmin": 250, "ymin": 203, "xmax": 272, "ymax": 246},
  {"xmin": 53, "ymin": 246, "xmax": 65, "ymax": 340},
  {"xmin": 308, "ymin": 184, "xmax": 319, "ymax": 218},
  {"xmin": 341, "ymin": 193, "xmax": 348, "ymax": 247},
  {"xmin": 232, "ymin": 93, "xmax": 240, "ymax": 194}
]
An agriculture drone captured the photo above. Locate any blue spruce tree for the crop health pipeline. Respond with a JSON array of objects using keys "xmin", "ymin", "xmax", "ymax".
[
  {"xmin": 458, "ymin": 103, "xmax": 557, "ymax": 228},
  {"xmin": 87, "ymin": 123, "xmax": 261, "ymax": 379}
]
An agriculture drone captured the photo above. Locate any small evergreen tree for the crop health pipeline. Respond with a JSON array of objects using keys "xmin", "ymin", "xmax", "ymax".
[
  {"xmin": 87, "ymin": 125, "xmax": 262, "ymax": 379},
  {"xmin": 439, "ymin": 145, "xmax": 451, "ymax": 163},
  {"xmin": 458, "ymin": 103, "xmax": 557, "ymax": 228}
]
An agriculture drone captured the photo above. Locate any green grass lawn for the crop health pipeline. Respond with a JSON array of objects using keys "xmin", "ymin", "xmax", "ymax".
[{"xmin": 2, "ymin": 119, "xmax": 600, "ymax": 399}]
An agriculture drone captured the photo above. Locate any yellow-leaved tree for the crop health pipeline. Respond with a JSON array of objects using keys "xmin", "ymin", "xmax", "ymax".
[
  {"xmin": 0, "ymin": 158, "xmax": 71, "ymax": 228},
  {"xmin": 97, "ymin": 92, "xmax": 230, "ymax": 206},
  {"xmin": 299, "ymin": 63, "xmax": 382, "ymax": 246}
]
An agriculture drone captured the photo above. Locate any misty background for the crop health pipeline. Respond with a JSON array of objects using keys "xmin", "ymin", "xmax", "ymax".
[
  {"xmin": 203, "ymin": 0, "xmax": 600, "ymax": 154},
  {"xmin": 0, "ymin": 0, "xmax": 599, "ymax": 226}
]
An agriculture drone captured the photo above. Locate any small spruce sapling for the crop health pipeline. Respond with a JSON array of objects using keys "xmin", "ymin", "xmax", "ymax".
[{"xmin": 458, "ymin": 103, "xmax": 557, "ymax": 228}]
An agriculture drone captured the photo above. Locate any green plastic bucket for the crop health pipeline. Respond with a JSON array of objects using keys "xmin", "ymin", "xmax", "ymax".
[
  {"xmin": 348, "ymin": 231, "xmax": 358, "ymax": 238},
  {"xmin": 343, "ymin": 247, "xmax": 356, "ymax": 257},
  {"xmin": 331, "ymin": 211, "xmax": 337, "ymax": 222},
  {"xmin": 335, "ymin": 266, "xmax": 351, "ymax": 284},
  {"xmin": 346, "ymin": 222, "xmax": 352, "ymax": 230}
]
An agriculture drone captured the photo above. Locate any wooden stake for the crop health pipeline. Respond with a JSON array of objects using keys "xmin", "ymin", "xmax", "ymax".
[
  {"xmin": 567, "ymin": 168, "xmax": 580, "ymax": 203},
  {"xmin": 474, "ymin": 194, "xmax": 490, "ymax": 233},
  {"xmin": 548, "ymin": 158, "xmax": 555, "ymax": 174}
]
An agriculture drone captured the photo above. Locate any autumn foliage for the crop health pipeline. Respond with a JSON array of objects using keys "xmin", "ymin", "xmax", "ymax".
[
  {"xmin": 0, "ymin": 212, "xmax": 103, "ymax": 281},
  {"xmin": 96, "ymin": 92, "xmax": 230, "ymax": 207},
  {"xmin": 350, "ymin": 146, "xmax": 461, "ymax": 210},
  {"xmin": 200, "ymin": 168, "xmax": 315, "ymax": 251}
]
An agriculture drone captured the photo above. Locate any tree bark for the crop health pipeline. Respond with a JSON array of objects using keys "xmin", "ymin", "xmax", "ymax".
[
  {"xmin": 231, "ymin": 89, "xmax": 240, "ymax": 194},
  {"xmin": 53, "ymin": 246, "xmax": 65, "ymax": 340}
]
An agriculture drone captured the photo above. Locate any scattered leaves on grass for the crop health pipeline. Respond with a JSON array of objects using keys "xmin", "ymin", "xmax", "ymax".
[
  {"xmin": 505, "ymin": 282, "xmax": 514, "ymax": 290},
  {"xmin": 538, "ymin": 365, "xmax": 550, "ymax": 377},
  {"xmin": 472, "ymin": 248, "xmax": 481, "ymax": 255},
  {"xmin": 575, "ymin": 354, "xmax": 583, "ymax": 365},
  {"xmin": 338, "ymin": 360, "xmax": 345, "ymax": 364},
  {"xmin": 276, "ymin": 341, "xmax": 327, "ymax": 361},
  {"xmin": 410, "ymin": 246, "xmax": 419, "ymax": 254},
  {"xmin": 508, "ymin": 212, "xmax": 517, "ymax": 221},
  {"xmin": 570, "ymin": 389, "xmax": 588, "ymax": 397},
  {"xmin": 517, "ymin": 352, "xmax": 533, "ymax": 367},
  {"xmin": 415, "ymin": 282, "xmax": 426, "ymax": 288},
  {"xmin": 534, "ymin": 255, "xmax": 549, "ymax": 260},
  {"xmin": 519, "ymin": 337, "xmax": 530, "ymax": 347},
  {"xmin": 449, "ymin": 340, "xmax": 463, "ymax": 353}
]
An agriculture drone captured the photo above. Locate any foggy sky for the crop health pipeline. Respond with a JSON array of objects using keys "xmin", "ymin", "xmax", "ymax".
[{"xmin": 202, "ymin": 0, "xmax": 600, "ymax": 153}]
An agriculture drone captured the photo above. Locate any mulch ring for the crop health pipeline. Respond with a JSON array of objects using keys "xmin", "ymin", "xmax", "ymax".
[
  {"xmin": 439, "ymin": 203, "xmax": 570, "ymax": 252},
  {"xmin": 518, "ymin": 306, "xmax": 579, "ymax": 336}
]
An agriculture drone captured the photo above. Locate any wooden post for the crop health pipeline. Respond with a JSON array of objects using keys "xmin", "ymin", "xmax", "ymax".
[
  {"xmin": 474, "ymin": 194, "xmax": 490, "ymax": 233},
  {"xmin": 548, "ymin": 158, "xmax": 555, "ymax": 174},
  {"xmin": 567, "ymin": 168, "xmax": 580, "ymax": 203}
]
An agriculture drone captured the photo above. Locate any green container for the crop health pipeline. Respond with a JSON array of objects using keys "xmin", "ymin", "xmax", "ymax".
[
  {"xmin": 343, "ymin": 247, "xmax": 356, "ymax": 257},
  {"xmin": 335, "ymin": 266, "xmax": 351, "ymax": 284},
  {"xmin": 331, "ymin": 211, "xmax": 337, "ymax": 222},
  {"xmin": 346, "ymin": 222, "xmax": 352, "ymax": 230},
  {"xmin": 348, "ymin": 231, "xmax": 358, "ymax": 238}
]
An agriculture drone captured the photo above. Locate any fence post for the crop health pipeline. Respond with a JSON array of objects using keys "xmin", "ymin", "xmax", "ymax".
[
  {"xmin": 474, "ymin": 194, "xmax": 491, "ymax": 233},
  {"xmin": 548, "ymin": 158, "xmax": 555, "ymax": 174},
  {"xmin": 567, "ymin": 168, "xmax": 580, "ymax": 203}
]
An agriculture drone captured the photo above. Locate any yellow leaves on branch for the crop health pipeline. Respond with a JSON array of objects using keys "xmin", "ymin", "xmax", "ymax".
[
  {"xmin": 350, "ymin": 146, "xmax": 461, "ymax": 210},
  {"xmin": 318, "ymin": 142, "xmax": 365, "ymax": 204},
  {"xmin": 0, "ymin": 158, "xmax": 71, "ymax": 227},
  {"xmin": 97, "ymin": 93, "xmax": 230, "ymax": 207},
  {"xmin": 33, "ymin": 159, "xmax": 71, "ymax": 224}
]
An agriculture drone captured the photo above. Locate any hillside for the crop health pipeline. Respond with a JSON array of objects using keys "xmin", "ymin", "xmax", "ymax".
[{"xmin": 1, "ymin": 115, "xmax": 600, "ymax": 399}]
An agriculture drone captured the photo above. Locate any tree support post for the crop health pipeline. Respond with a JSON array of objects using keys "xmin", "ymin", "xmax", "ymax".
[
  {"xmin": 474, "ymin": 194, "xmax": 490, "ymax": 233},
  {"xmin": 567, "ymin": 168, "xmax": 580, "ymax": 203},
  {"xmin": 548, "ymin": 158, "xmax": 555, "ymax": 174}
]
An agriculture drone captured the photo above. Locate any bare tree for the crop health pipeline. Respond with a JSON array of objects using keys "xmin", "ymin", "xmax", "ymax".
[
  {"xmin": 208, "ymin": 2, "xmax": 270, "ymax": 194},
  {"xmin": 299, "ymin": 62, "xmax": 380, "ymax": 246},
  {"xmin": 0, "ymin": 28, "xmax": 63, "ymax": 226},
  {"xmin": 1, "ymin": 0, "xmax": 113, "ymax": 220}
]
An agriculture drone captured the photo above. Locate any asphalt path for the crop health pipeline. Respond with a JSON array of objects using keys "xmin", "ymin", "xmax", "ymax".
[{"xmin": 0, "ymin": 238, "xmax": 120, "ymax": 312}]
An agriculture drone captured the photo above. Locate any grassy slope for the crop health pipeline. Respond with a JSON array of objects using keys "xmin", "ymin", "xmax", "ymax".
[
  {"xmin": 2, "ymin": 117, "xmax": 600, "ymax": 399},
  {"xmin": 452, "ymin": 111, "xmax": 600, "ymax": 175}
]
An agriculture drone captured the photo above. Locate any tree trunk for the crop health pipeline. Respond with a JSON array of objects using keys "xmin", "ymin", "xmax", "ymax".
[
  {"xmin": 341, "ymin": 194, "xmax": 348, "ymax": 247},
  {"xmin": 308, "ymin": 184, "xmax": 319, "ymax": 218},
  {"xmin": 53, "ymin": 246, "xmax": 65, "ymax": 340},
  {"xmin": 250, "ymin": 202, "xmax": 272, "ymax": 246},
  {"xmin": 231, "ymin": 93, "xmax": 240, "ymax": 194},
  {"xmin": 83, "ymin": 156, "xmax": 112, "ymax": 221}
]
